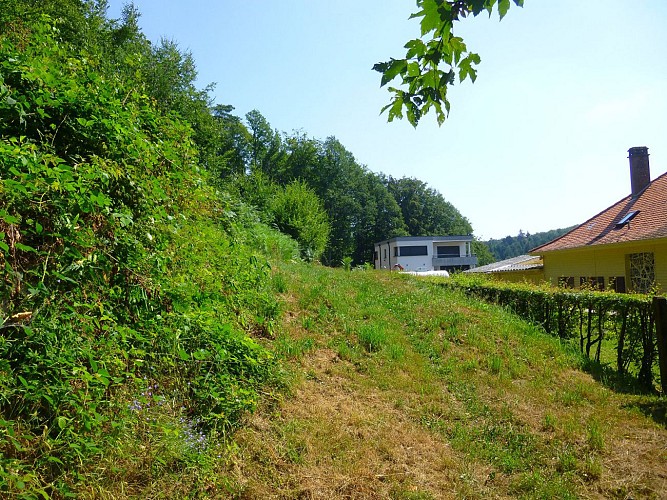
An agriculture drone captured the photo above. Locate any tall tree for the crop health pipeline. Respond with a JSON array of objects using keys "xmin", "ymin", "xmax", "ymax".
[
  {"xmin": 352, "ymin": 173, "xmax": 408, "ymax": 264},
  {"xmin": 282, "ymin": 132, "xmax": 320, "ymax": 185},
  {"xmin": 245, "ymin": 109, "xmax": 285, "ymax": 178},
  {"xmin": 383, "ymin": 176, "xmax": 472, "ymax": 236},
  {"xmin": 315, "ymin": 137, "xmax": 364, "ymax": 266},
  {"xmin": 210, "ymin": 104, "xmax": 250, "ymax": 178}
]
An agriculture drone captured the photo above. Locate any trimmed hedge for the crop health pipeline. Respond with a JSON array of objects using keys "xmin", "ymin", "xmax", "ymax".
[{"xmin": 436, "ymin": 275, "xmax": 661, "ymax": 391}]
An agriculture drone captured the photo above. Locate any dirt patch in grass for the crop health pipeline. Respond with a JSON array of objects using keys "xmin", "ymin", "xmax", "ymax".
[{"xmin": 597, "ymin": 417, "xmax": 667, "ymax": 497}]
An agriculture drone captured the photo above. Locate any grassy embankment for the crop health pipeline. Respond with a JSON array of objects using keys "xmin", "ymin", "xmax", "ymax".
[
  {"xmin": 2, "ymin": 17, "xmax": 665, "ymax": 499},
  {"xmin": 217, "ymin": 263, "xmax": 667, "ymax": 499}
]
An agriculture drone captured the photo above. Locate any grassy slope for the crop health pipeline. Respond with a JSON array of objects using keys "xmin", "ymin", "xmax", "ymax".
[{"xmin": 221, "ymin": 263, "xmax": 667, "ymax": 499}]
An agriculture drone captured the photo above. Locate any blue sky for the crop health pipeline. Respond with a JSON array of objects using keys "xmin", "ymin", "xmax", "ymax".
[{"xmin": 106, "ymin": 1, "xmax": 667, "ymax": 240}]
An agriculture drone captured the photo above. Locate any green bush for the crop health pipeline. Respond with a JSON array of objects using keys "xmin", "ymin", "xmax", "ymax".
[
  {"xmin": 269, "ymin": 181, "xmax": 331, "ymax": 262},
  {"xmin": 0, "ymin": 18, "xmax": 283, "ymax": 496}
]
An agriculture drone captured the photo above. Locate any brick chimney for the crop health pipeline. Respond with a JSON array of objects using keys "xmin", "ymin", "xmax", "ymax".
[{"xmin": 628, "ymin": 146, "xmax": 650, "ymax": 198}]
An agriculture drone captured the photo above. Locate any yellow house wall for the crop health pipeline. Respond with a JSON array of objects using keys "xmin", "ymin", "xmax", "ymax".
[
  {"xmin": 656, "ymin": 242, "xmax": 667, "ymax": 292},
  {"xmin": 541, "ymin": 239, "xmax": 667, "ymax": 293}
]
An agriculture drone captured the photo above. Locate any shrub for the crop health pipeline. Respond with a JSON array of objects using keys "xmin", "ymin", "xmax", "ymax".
[
  {"xmin": 269, "ymin": 181, "xmax": 330, "ymax": 262},
  {"xmin": 0, "ymin": 18, "xmax": 283, "ymax": 496}
]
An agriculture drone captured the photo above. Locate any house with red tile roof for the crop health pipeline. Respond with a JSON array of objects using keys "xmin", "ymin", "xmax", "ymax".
[{"xmin": 531, "ymin": 147, "xmax": 667, "ymax": 294}]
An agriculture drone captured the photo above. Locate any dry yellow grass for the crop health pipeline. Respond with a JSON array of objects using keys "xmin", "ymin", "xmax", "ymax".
[{"xmin": 225, "ymin": 349, "xmax": 473, "ymax": 499}]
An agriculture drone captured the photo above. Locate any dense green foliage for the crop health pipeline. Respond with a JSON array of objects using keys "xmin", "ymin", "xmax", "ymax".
[
  {"xmin": 238, "ymin": 126, "xmax": 405, "ymax": 265},
  {"xmin": 471, "ymin": 238, "xmax": 495, "ymax": 266},
  {"xmin": 438, "ymin": 274, "xmax": 662, "ymax": 391},
  {"xmin": 0, "ymin": 2, "xmax": 498, "ymax": 495},
  {"xmin": 382, "ymin": 175, "xmax": 472, "ymax": 236},
  {"xmin": 484, "ymin": 227, "xmax": 576, "ymax": 260},
  {"xmin": 375, "ymin": 0, "xmax": 524, "ymax": 126},
  {"xmin": 0, "ymin": 8, "xmax": 298, "ymax": 496},
  {"xmin": 269, "ymin": 181, "xmax": 331, "ymax": 262}
]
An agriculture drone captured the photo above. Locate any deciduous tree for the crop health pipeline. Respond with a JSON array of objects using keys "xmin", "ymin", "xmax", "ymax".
[
  {"xmin": 374, "ymin": 0, "xmax": 523, "ymax": 126},
  {"xmin": 269, "ymin": 181, "xmax": 330, "ymax": 262},
  {"xmin": 383, "ymin": 175, "xmax": 472, "ymax": 236}
]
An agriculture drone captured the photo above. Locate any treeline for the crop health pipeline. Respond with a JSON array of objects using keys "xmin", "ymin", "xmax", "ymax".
[
  {"xmin": 485, "ymin": 227, "xmax": 576, "ymax": 261},
  {"xmin": 222, "ymin": 112, "xmax": 476, "ymax": 265}
]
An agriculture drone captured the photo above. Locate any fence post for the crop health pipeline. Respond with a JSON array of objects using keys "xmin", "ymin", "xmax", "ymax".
[{"xmin": 652, "ymin": 296, "xmax": 667, "ymax": 395}]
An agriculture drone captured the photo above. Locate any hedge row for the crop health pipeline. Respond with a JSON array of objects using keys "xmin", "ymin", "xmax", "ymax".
[{"xmin": 436, "ymin": 275, "xmax": 661, "ymax": 391}]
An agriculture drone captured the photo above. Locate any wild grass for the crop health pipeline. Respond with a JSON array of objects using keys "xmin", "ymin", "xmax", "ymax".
[
  {"xmin": 219, "ymin": 263, "xmax": 667, "ymax": 499},
  {"xmin": 11, "ymin": 252, "xmax": 665, "ymax": 498}
]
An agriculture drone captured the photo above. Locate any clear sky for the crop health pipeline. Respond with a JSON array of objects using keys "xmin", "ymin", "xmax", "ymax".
[{"xmin": 106, "ymin": 0, "xmax": 667, "ymax": 240}]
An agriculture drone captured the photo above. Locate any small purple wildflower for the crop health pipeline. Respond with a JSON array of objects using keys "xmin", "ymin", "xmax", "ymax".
[{"xmin": 180, "ymin": 416, "xmax": 209, "ymax": 453}]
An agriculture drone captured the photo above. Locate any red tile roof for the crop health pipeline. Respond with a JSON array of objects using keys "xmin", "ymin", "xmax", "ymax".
[{"xmin": 532, "ymin": 171, "xmax": 667, "ymax": 253}]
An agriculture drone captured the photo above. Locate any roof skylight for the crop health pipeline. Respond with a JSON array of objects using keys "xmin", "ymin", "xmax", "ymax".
[{"xmin": 616, "ymin": 210, "xmax": 639, "ymax": 226}]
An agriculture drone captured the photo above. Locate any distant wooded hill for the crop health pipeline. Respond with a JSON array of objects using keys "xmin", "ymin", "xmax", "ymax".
[{"xmin": 484, "ymin": 227, "xmax": 576, "ymax": 261}]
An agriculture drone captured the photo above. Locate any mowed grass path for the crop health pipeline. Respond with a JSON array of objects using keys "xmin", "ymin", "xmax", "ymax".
[{"xmin": 222, "ymin": 264, "xmax": 667, "ymax": 499}]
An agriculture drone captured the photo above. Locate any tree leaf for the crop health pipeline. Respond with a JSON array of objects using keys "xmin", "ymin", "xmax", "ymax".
[
  {"xmin": 404, "ymin": 39, "xmax": 427, "ymax": 59},
  {"xmin": 407, "ymin": 61, "xmax": 421, "ymax": 78},
  {"xmin": 380, "ymin": 58, "xmax": 408, "ymax": 87},
  {"xmin": 387, "ymin": 96, "xmax": 404, "ymax": 122},
  {"xmin": 417, "ymin": 0, "xmax": 450, "ymax": 36},
  {"xmin": 498, "ymin": 0, "xmax": 511, "ymax": 19}
]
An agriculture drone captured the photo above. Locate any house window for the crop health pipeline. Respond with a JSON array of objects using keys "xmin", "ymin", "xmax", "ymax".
[
  {"xmin": 558, "ymin": 277, "xmax": 575, "ymax": 289},
  {"xmin": 628, "ymin": 252, "xmax": 655, "ymax": 293},
  {"xmin": 436, "ymin": 245, "xmax": 460, "ymax": 258},
  {"xmin": 374, "ymin": 251, "xmax": 378, "ymax": 261},
  {"xmin": 597, "ymin": 277, "xmax": 605, "ymax": 290},
  {"xmin": 609, "ymin": 276, "xmax": 626, "ymax": 293},
  {"xmin": 394, "ymin": 247, "xmax": 399, "ymax": 257},
  {"xmin": 383, "ymin": 248, "xmax": 387, "ymax": 259},
  {"xmin": 399, "ymin": 245, "xmax": 428, "ymax": 257},
  {"xmin": 580, "ymin": 276, "xmax": 604, "ymax": 291}
]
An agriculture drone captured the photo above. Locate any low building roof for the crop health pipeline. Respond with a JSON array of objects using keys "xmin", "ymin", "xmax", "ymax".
[
  {"xmin": 466, "ymin": 255, "xmax": 543, "ymax": 274},
  {"xmin": 532, "ymin": 171, "xmax": 667, "ymax": 253}
]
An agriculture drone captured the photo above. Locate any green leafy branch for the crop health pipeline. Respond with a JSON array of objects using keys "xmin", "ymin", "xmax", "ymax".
[{"xmin": 374, "ymin": 0, "xmax": 524, "ymax": 127}]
